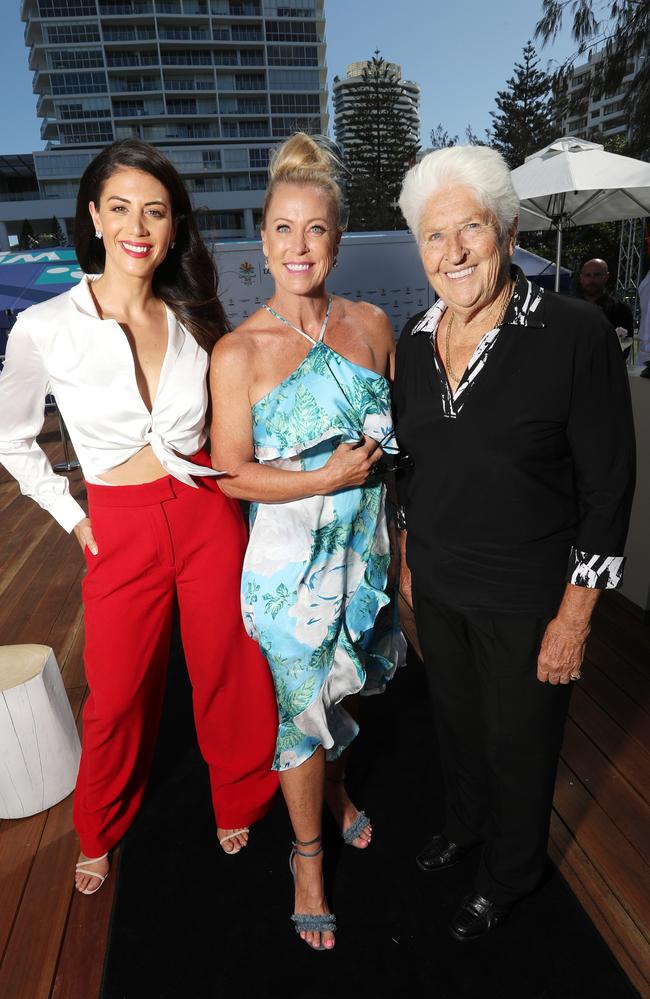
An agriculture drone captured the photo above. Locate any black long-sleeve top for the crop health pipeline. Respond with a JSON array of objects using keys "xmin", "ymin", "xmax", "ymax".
[{"xmin": 393, "ymin": 267, "xmax": 636, "ymax": 616}]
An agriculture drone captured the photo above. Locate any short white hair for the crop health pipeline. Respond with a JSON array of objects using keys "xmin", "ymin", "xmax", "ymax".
[{"xmin": 399, "ymin": 145, "xmax": 520, "ymax": 242}]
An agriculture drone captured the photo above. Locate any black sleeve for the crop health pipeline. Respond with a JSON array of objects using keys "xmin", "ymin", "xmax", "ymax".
[{"xmin": 565, "ymin": 316, "xmax": 636, "ymax": 589}]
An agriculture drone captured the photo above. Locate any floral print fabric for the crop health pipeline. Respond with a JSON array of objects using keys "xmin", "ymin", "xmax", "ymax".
[{"xmin": 241, "ymin": 340, "xmax": 398, "ymax": 770}]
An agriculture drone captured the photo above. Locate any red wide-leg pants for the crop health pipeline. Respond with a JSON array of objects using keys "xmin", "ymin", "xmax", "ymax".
[{"xmin": 74, "ymin": 454, "xmax": 279, "ymax": 858}]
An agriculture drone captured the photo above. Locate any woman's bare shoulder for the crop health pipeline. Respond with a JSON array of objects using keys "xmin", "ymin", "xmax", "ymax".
[{"xmin": 212, "ymin": 310, "xmax": 269, "ymax": 362}]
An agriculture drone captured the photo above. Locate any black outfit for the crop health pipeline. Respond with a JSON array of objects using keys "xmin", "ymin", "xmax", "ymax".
[
  {"xmin": 577, "ymin": 289, "xmax": 635, "ymax": 337},
  {"xmin": 393, "ymin": 266, "xmax": 635, "ymax": 905}
]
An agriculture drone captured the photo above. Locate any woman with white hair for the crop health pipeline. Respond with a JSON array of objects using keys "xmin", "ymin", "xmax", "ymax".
[{"xmin": 393, "ymin": 145, "xmax": 635, "ymax": 941}]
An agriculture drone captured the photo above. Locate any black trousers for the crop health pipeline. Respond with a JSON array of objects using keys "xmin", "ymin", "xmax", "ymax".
[{"xmin": 413, "ymin": 583, "xmax": 572, "ymax": 906}]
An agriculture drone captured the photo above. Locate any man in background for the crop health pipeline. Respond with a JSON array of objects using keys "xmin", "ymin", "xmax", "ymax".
[{"xmin": 577, "ymin": 258, "xmax": 634, "ymax": 336}]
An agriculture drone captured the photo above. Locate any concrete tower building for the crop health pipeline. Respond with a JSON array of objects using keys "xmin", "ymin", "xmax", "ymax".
[
  {"xmin": 1, "ymin": 0, "xmax": 328, "ymax": 248},
  {"xmin": 332, "ymin": 60, "xmax": 420, "ymax": 154}
]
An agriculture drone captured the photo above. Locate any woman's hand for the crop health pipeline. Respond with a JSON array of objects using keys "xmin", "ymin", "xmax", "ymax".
[
  {"xmin": 73, "ymin": 517, "xmax": 98, "ymax": 556},
  {"xmin": 537, "ymin": 617, "xmax": 589, "ymax": 685},
  {"xmin": 322, "ymin": 437, "xmax": 383, "ymax": 491}
]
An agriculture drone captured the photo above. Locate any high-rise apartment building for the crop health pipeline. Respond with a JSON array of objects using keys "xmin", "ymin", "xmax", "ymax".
[
  {"xmin": 332, "ymin": 61, "xmax": 420, "ymax": 153},
  {"xmin": 558, "ymin": 47, "xmax": 647, "ymax": 143},
  {"xmin": 1, "ymin": 0, "xmax": 327, "ymax": 248}
]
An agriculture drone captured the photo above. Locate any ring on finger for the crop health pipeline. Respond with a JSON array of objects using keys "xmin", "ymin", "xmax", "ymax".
[{"xmin": 570, "ymin": 672, "xmax": 581, "ymax": 681}]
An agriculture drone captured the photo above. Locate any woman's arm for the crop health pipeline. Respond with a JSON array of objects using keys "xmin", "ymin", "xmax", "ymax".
[
  {"xmin": 0, "ymin": 317, "xmax": 87, "ymax": 533},
  {"xmin": 209, "ymin": 334, "xmax": 382, "ymax": 503}
]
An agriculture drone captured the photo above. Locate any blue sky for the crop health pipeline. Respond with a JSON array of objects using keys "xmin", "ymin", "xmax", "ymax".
[{"xmin": 0, "ymin": 0, "xmax": 579, "ymax": 155}]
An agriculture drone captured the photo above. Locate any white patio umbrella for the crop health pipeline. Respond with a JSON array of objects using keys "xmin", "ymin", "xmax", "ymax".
[{"xmin": 511, "ymin": 137, "xmax": 650, "ymax": 291}]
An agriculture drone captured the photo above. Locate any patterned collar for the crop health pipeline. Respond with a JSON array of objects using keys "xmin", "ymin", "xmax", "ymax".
[{"xmin": 410, "ymin": 265, "xmax": 546, "ymax": 337}]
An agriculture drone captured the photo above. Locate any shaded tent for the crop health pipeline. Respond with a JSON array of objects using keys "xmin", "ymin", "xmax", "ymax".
[{"xmin": 512, "ymin": 137, "xmax": 650, "ymax": 291}]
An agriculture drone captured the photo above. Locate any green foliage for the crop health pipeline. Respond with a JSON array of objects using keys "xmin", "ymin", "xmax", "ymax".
[
  {"xmin": 309, "ymin": 513, "xmax": 350, "ymax": 562},
  {"xmin": 262, "ymin": 582, "xmax": 296, "ymax": 619},
  {"xmin": 490, "ymin": 41, "xmax": 556, "ymax": 168},
  {"xmin": 535, "ymin": 0, "xmax": 650, "ymax": 156},
  {"xmin": 19, "ymin": 219, "xmax": 38, "ymax": 250},
  {"xmin": 341, "ymin": 52, "xmax": 420, "ymax": 231},
  {"xmin": 275, "ymin": 719, "xmax": 306, "ymax": 754}
]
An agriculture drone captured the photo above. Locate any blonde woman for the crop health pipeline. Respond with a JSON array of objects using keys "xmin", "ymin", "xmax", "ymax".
[{"xmin": 210, "ymin": 134, "xmax": 397, "ymax": 950}]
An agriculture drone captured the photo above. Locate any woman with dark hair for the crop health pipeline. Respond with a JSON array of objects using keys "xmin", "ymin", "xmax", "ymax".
[{"xmin": 0, "ymin": 139, "xmax": 279, "ymax": 893}]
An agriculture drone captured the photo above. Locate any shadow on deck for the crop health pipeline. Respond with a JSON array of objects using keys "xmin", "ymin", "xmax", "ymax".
[{"xmin": 0, "ymin": 417, "xmax": 648, "ymax": 997}]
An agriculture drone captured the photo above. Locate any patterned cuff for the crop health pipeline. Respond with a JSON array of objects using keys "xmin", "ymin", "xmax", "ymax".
[{"xmin": 566, "ymin": 547, "xmax": 625, "ymax": 589}]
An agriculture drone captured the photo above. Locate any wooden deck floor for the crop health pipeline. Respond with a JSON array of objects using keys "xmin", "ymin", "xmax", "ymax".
[
  {"xmin": 399, "ymin": 592, "xmax": 650, "ymax": 999},
  {"xmin": 1, "ymin": 419, "xmax": 649, "ymax": 998}
]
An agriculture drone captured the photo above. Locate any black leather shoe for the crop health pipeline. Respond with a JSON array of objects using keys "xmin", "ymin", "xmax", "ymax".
[
  {"xmin": 448, "ymin": 892, "xmax": 510, "ymax": 942},
  {"xmin": 415, "ymin": 834, "xmax": 473, "ymax": 872}
]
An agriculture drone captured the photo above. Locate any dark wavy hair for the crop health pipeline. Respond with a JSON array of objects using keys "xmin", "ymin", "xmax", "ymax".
[{"xmin": 74, "ymin": 139, "xmax": 230, "ymax": 352}]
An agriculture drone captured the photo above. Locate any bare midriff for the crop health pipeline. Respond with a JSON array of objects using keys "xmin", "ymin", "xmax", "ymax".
[{"xmin": 97, "ymin": 444, "xmax": 169, "ymax": 485}]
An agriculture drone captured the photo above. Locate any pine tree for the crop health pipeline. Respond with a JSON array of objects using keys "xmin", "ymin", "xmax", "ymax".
[
  {"xmin": 536, "ymin": 0, "xmax": 650, "ymax": 155},
  {"xmin": 19, "ymin": 219, "xmax": 38, "ymax": 250},
  {"xmin": 490, "ymin": 41, "xmax": 554, "ymax": 169},
  {"xmin": 341, "ymin": 53, "xmax": 420, "ymax": 231},
  {"xmin": 52, "ymin": 216, "xmax": 67, "ymax": 247}
]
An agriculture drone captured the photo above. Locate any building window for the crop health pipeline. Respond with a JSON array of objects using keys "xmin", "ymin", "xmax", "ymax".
[
  {"xmin": 233, "ymin": 73, "xmax": 266, "ymax": 90},
  {"xmin": 43, "ymin": 25, "xmax": 101, "ymax": 43},
  {"xmin": 167, "ymin": 98, "xmax": 199, "ymax": 114},
  {"xmin": 231, "ymin": 26, "xmax": 263, "ymax": 41},
  {"xmin": 51, "ymin": 72, "xmax": 108, "ymax": 96},
  {"xmin": 270, "ymin": 92, "xmax": 319, "ymax": 113},
  {"xmin": 56, "ymin": 101, "xmax": 112, "ymax": 120},
  {"xmin": 38, "ymin": 0, "xmax": 96, "ymax": 15},
  {"xmin": 268, "ymin": 69, "xmax": 319, "ymax": 90},
  {"xmin": 248, "ymin": 147, "xmax": 270, "ymax": 168},
  {"xmin": 271, "ymin": 115, "xmax": 319, "ymax": 136},
  {"xmin": 59, "ymin": 122, "xmax": 115, "ymax": 143},
  {"xmin": 48, "ymin": 50, "xmax": 105, "ymax": 70},
  {"xmin": 265, "ymin": 20, "xmax": 318, "ymax": 42},
  {"xmin": 267, "ymin": 45, "xmax": 318, "ymax": 67},
  {"xmin": 197, "ymin": 211, "xmax": 244, "ymax": 232}
]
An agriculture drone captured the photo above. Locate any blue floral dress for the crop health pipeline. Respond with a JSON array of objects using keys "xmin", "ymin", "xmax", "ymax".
[{"xmin": 241, "ymin": 308, "xmax": 398, "ymax": 771}]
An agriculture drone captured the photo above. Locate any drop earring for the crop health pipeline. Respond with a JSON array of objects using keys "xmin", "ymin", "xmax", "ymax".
[
  {"xmin": 263, "ymin": 257, "xmax": 270, "ymax": 274},
  {"xmin": 333, "ymin": 256, "xmax": 339, "ymax": 268},
  {"xmin": 95, "ymin": 230, "xmax": 102, "ymax": 239},
  {"xmin": 170, "ymin": 240, "xmax": 175, "ymax": 249}
]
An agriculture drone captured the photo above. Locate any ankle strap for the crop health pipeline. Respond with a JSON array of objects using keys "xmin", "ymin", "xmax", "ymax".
[{"xmin": 292, "ymin": 836, "xmax": 322, "ymax": 858}]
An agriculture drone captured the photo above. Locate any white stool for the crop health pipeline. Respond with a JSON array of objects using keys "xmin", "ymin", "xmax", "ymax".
[{"xmin": 0, "ymin": 645, "xmax": 81, "ymax": 818}]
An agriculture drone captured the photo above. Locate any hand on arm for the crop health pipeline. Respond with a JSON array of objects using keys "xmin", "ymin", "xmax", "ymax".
[
  {"xmin": 537, "ymin": 583, "xmax": 600, "ymax": 684},
  {"xmin": 209, "ymin": 335, "xmax": 382, "ymax": 503}
]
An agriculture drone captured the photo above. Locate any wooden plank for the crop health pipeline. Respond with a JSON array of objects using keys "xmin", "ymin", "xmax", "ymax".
[
  {"xmin": 0, "ymin": 689, "xmax": 84, "ymax": 999},
  {"xmin": 51, "ymin": 850, "xmax": 120, "ymax": 999},
  {"xmin": 560, "ymin": 718, "xmax": 650, "ymax": 865},
  {"xmin": 553, "ymin": 758, "xmax": 650, "ymax": 931},
  {"xmin": 577, "ymin": 664, "xmax": 650, "ymax": 753},
  {"xmin": 585, "ymin": 633, "xmax": 650, "ymax": 707},
  {"xmin": 0, "ymin": 813, "xmax": 48, "ymax": 964},
  {"xmin": 569, "ymin": 687, "xmax": 650, "ymax": 804},
  {"xmin": 593, "ymin": 598, "xmax": 650, "ymax": 668},
  {"xmin": 549, "ymin": 812, "xmax": 650, "ymax": 998}
]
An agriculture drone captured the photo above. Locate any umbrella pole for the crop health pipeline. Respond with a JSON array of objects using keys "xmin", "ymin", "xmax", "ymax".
[{"xmin": 554, "ymin": 223, "xmax": 563, "ymax": 293}]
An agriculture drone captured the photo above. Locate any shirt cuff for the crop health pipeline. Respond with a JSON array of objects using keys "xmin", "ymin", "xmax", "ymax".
[
  {"xmin": 48, "ymin": 494, "xmax": 87, "ymax": 533},
  {"xmin": 566, "ymin": 547, "xmax": 625, "ymax": 589}
]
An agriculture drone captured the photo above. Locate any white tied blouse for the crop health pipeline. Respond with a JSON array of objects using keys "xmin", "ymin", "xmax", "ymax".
[{"xmin": 0, "ymin": 275, "xmax": 220, "ymax": 533}]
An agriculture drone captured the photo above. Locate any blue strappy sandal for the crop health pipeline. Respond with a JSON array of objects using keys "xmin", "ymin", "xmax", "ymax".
[
  {"xmin": 326, "ymin": 776, "xmax": 372, "ymax": 847},
  {"xmin": 289, "ymin": 836, "xmax": 336, "ymax": 951}
]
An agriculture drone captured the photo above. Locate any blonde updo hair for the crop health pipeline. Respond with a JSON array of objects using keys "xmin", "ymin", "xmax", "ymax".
[{"xmin": 262, "ymin": 132, "xmax": 347, "ymax": 229}]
